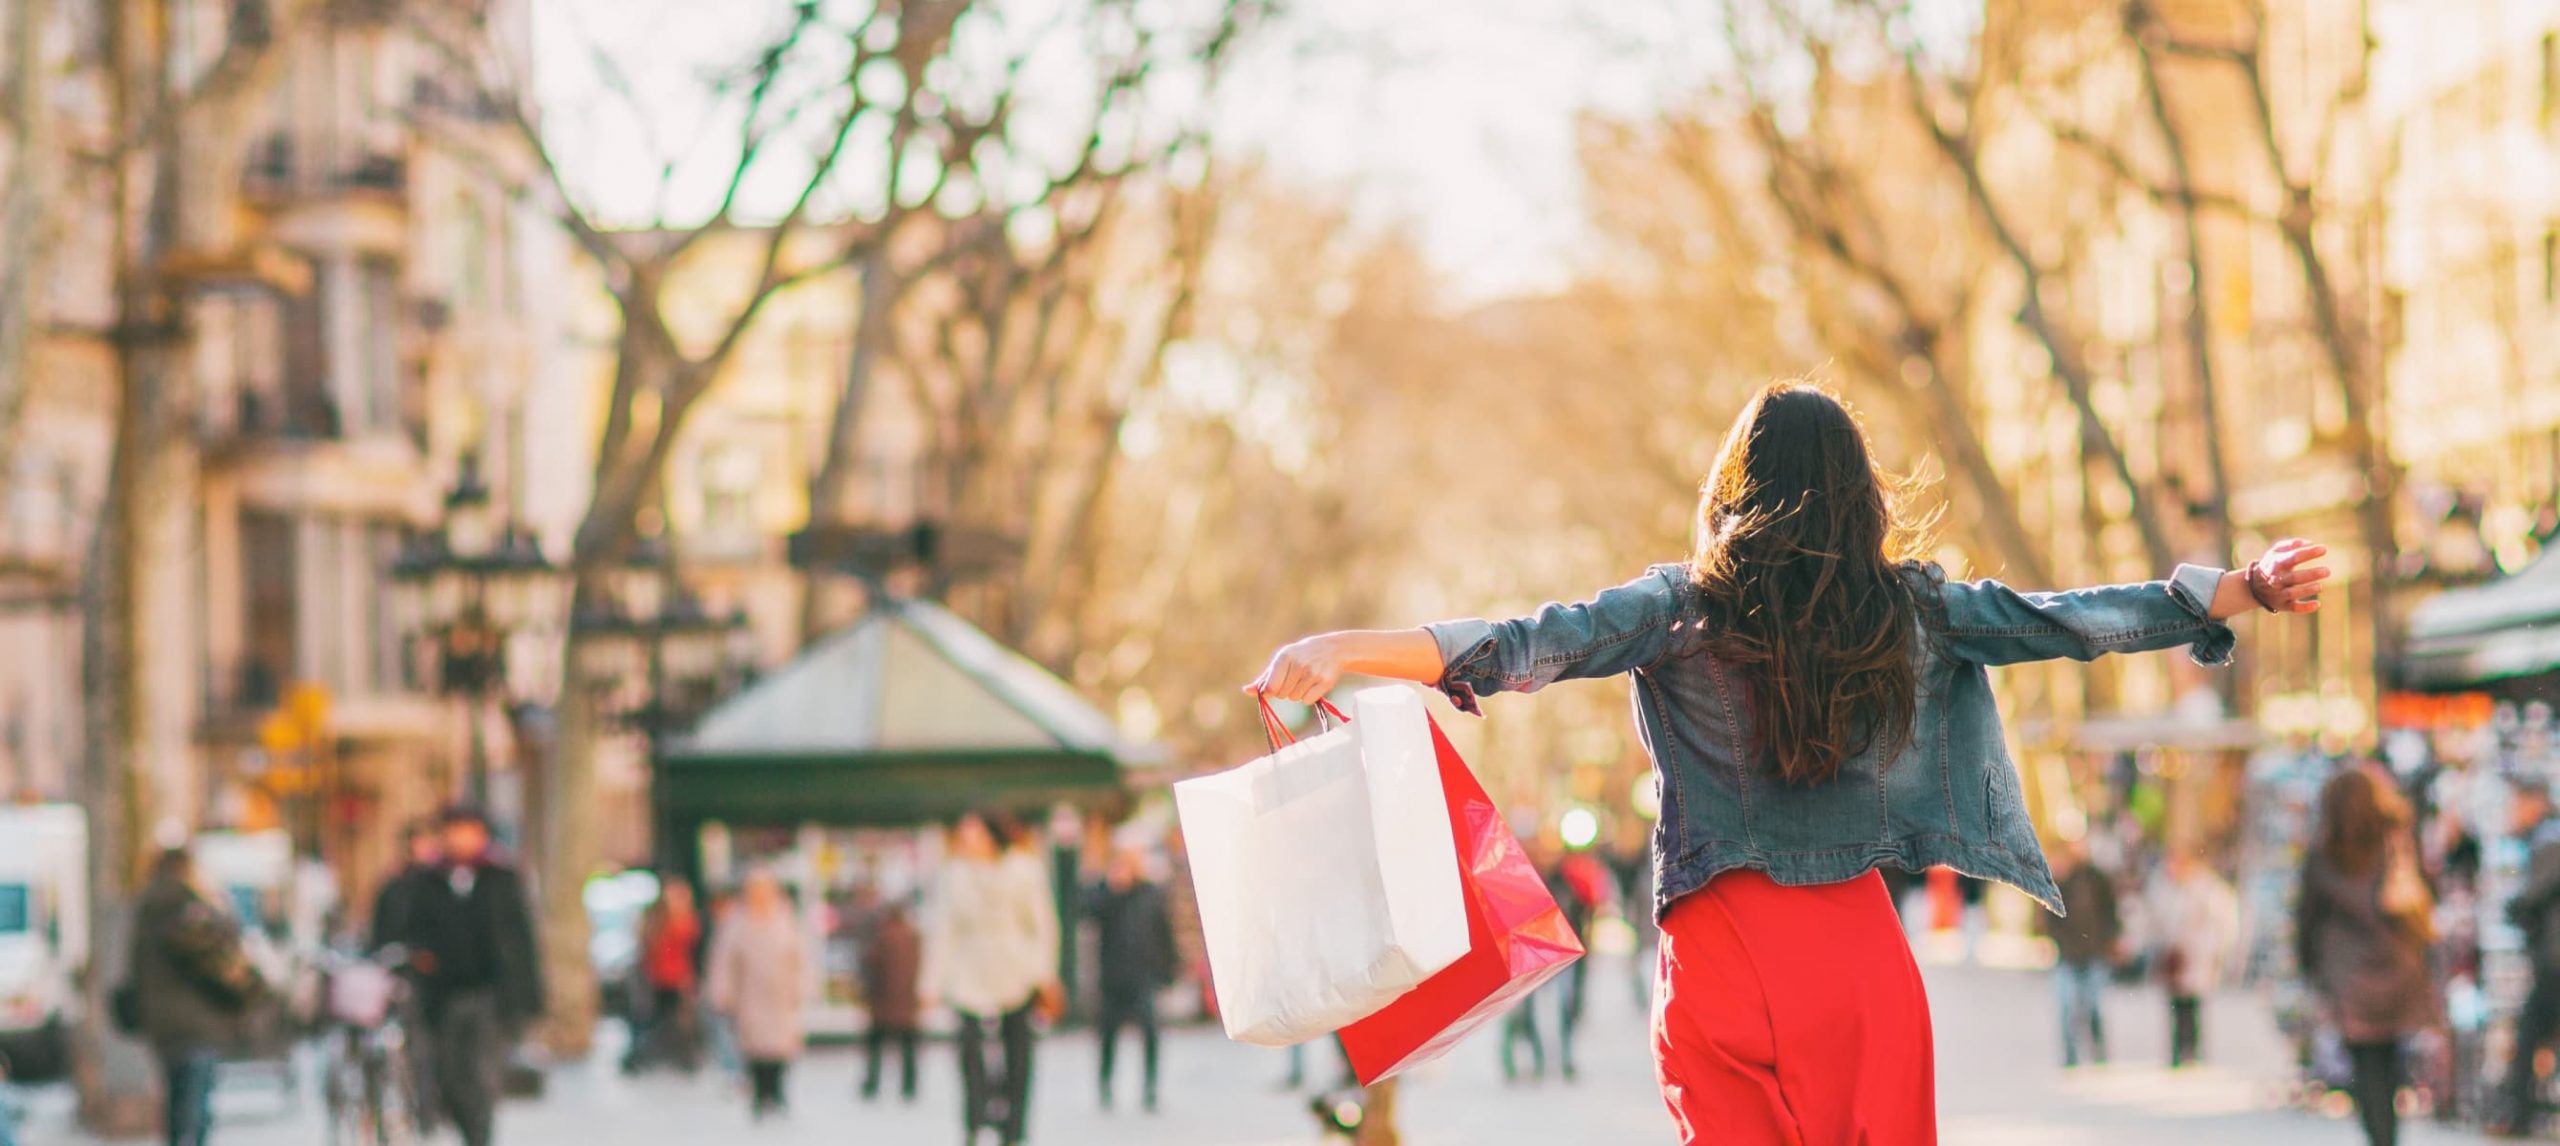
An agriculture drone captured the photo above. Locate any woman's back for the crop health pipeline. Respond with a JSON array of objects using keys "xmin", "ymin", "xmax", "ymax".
[
  {"xmin": 1431, "ymin": 558, "xmax": 2238, "ymax": 918},
  {"xmin": 2297, "ymin": 850, "xmax": 2432, "ymax": 1042}
]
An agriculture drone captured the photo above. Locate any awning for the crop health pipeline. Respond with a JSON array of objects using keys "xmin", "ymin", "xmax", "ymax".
[
  {"xmin": 2399, "ymin": 548, "xmax": 2560, "ymax": 688},
  {"xmin": 2016, "ymin": 713, "xmax": 2264, "ymax": 752},
  {"xmin": 659, "ymin": 596, "xmax": 1160, "ymax": 827}
]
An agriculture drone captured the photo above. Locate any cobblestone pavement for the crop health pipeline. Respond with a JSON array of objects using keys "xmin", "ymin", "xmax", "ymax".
[{"xmin": 22, "ymin": 953, "xmax": 2509, "ymax": 1145}]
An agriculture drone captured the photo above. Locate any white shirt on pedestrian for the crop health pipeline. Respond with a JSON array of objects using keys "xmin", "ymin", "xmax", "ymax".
[{"xmin": 922, "ymin": 849, "xmax": 1058, "ymax": 1017}]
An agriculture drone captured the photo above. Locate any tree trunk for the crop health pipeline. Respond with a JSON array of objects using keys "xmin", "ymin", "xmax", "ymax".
[
  {"xmin": 797, "ymin": 249, "xmax": 899, "ymax": 643},
  {"xmin": 535, "ymin": 585, "xmax": 605, "ymax": 1058},
  {"xmin": 0, "ymin": 0, "xmax": 52, "ymax": 485}
]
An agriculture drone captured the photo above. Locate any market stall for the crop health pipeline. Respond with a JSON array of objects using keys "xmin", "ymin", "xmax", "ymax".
[{"xmin": 657, "ymin": 594, "xmax": 1159, "ymax": 1034}]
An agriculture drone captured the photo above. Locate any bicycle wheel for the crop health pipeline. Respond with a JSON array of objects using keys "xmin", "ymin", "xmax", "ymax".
[
  {"xmin": 373, "ymin": 1041, "xmax": 419, "ymax": 1146},
  {"xmin": 324, "ymin": 1035, "xmax": 368, "ymax": 1146}
]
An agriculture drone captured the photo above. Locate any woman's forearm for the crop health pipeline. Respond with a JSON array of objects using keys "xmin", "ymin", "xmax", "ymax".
[
  {"xmin": 1249, "ymin": 627, "xmax": 1448, "ymax": 702},
  {"xmin": 1319, "ymin": 628, "xmax": 1448, "ymax": 684},
  {"xmin": 2207, "ymin": 570, "xmax": 2258, "ymax": 622}
]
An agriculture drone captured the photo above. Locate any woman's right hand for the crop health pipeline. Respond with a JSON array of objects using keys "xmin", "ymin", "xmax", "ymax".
[
  {"xmin": 2214, "ymin": 539, "xmax": 2329, "ymax": 618},
  {"xmin": 1247, "ymin": 635, "xmax": 1349, "ymax": 704}
]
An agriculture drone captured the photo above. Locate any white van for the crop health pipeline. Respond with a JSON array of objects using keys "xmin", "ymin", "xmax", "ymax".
[{"xmin": 0, "ymin": 805, "xmax": 88, "ymax": 1081}]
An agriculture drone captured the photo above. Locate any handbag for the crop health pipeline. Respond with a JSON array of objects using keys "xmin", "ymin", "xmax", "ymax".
[
  {"xmin": 2379, "ymin": 835, "xmax": 2437, "ymax": 944},
  {"xmin": 1174, "ymin": 687, "xmax": 1469, "ymax": 1047},
  {"xmin": 1338, "ymin": 714, "xmax": 1584, "ymax": 1084}
]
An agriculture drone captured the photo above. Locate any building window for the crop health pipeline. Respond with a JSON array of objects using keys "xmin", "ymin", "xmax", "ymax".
[
  {"xmin": 371, "ymin": 525, "xmax": 409, "ymax": 694},
  {"xmin": 2543, "ymin": 231, "xmax": 2557, "ymax": 306},
  {"xmin": 358, "ymin": 257, "xmax": 402, "ymax": 434},
  {"xmin": 2543, "ymin": 33, "xmax": 2558, "ymax": 129},
  {"xmin": 240, "ymin": 511, "xmax": 298, "ymax": 709},
  {"xmin": 701, "ymin": 443, "xmax": 760, "ymax": 541}
]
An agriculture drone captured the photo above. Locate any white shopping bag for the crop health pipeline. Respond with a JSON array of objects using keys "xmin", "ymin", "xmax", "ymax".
[{"xmin": 1173, "ymin": 685, "xmax": 1469, "ymax": 1047}]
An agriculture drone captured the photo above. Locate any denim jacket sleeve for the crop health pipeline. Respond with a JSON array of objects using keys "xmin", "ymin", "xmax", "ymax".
[
  {"xmin": 1931, "ymin": 563, "xmax": 2236, "ymax": 667},
  {"xmin": 1420, "ymin": 565, "xmax": 1689, "ymax": 715}
]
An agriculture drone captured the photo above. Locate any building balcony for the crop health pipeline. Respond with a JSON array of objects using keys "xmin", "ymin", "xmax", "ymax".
[
  {"xmin": 242, "ymin": 135, "xmax": 411, "ymax": 256},
  {"xmin": 202, "ymin": 657, "xmax": 448, "ymax": 747},
  {"xmin": 223, "ymin": 431, "xmax": 436, "ymax": 521},
  {"xmin": 0, "ymin": 488, "xmax": 79, "ymax": 587}
]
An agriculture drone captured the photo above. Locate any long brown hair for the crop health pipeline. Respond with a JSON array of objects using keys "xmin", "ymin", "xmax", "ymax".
[
  {"xmin": 2314, "ymin": 764, "xmax": 2408, "ymax": 878},
  {"xmin": 1690, "ymin": 382, "xmax": 1930, "ymax": 786}
]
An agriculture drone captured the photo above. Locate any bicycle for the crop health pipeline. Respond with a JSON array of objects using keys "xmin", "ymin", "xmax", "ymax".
[{"xmin": 319, "ymin": 946, "xmax": 419, "ymax": 1146}]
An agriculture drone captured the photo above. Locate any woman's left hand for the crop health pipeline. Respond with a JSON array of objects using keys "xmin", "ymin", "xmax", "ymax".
[{"xmin": 1247, "ymin": 635, "xmax": 1346, "ymax": 704}]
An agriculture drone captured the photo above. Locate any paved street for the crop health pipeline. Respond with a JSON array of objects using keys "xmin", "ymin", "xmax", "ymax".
[{"xmin": 20, "ymin": 951, "xmax": 2509, "ymax": 1145}]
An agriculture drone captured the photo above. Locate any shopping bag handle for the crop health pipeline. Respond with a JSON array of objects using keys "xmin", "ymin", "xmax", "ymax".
[{"xmin": 1254, "ymin": 691, "xmax": 1348, "ymax": 752}]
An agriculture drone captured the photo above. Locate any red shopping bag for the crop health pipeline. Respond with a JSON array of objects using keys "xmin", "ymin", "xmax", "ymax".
[{"xmin": 1338, "ymin": 715, "xmax": 1583, "ymax": 1084}]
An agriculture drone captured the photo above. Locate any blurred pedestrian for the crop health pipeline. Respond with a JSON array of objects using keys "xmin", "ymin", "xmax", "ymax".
[
  {"xmin": 2037, "ymin": 838, "xmax": 2121, "ymax": 1068},
  {"xmin": 925, "ymin": 810, "xmax": 1060, "ymax": 1146},
  {"xmin": 1607, "ymin": 828, "xmax": 1658, "ymax": 1013},
  {"xmin": 370, "ymin": 819, "xmax": 443, "ymax": 1135},
  {"xmin": 1087, "ymin": 844, "xmax": 1176, "ymax": 1111},
  {"xmin": 2148, "ymin": 849, "xmax": 2236, "ymax": 1069},
  {"xmin": 407, "ymin": 805, "xmax": 544, "ymax": 1146},
  {"xmin": 622, "ymin": 881, "xmax": 705, "ymax": 1076},
  {"xmin": 708, "ymin": 869, "xmax": 805, "ymax": 1121},
  {"xmin": 1501, "ymin": 841, "xmax": 1592, "ymax": 1083},
  {"xmin": 2490, "ymin": 776, "xmax": 2560, "ymax": 1137},
  {"xmin": 369, "ymin": 819, "xmax": 441, "ymax": 951},
  {"xmin": 859, "ymin": 900, "xmax": 922, "ymax": 1103},
  {"xmin": 132, "ymin": 846, "xmax": 264, "ymax": 1146},
  {"xmin": 1248, "ymin": 382, "xmax": 2330, "ymax": 1142},
  {"xmin": 2298, "ymin": 765, "xmax": 2437, "ymax": 1146},
  {"xmin": 701, "ymin": 888, "xmax": 745, "ymax": 1083}
]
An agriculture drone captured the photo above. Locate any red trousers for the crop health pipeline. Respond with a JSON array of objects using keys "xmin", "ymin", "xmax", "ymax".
[{"xmin": 1653, "ymin": 869, "xmax": 1936, "ymax": 1145}]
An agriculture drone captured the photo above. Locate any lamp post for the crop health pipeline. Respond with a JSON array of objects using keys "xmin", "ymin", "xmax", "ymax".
[
  {"xmin": 570, "ymin": 534, "xmax": 756, "ymax": 874},
  {"xmin": 390, "ymin": 453, "xmax": 564, "ymax": 804}
]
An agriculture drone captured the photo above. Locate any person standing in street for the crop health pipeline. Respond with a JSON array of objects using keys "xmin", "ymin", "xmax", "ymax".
[
  {"xmin": 2298, "ymin": 765, "xmax": 2437, "ymax": 1146},
  {"xmin": 370, "ymin": 820, "xmax": 444, "ymax": 1135},
  {"xmin": 859, "ymin": 900, "xmax": 923, "ymax": 1104},
  {"xmin": 622, "ymin": 881, "xmax": 704, "ymax": 1076},
  {"xmin": 1606, "ymin": 827, "xmax": 1658, "ymax": 1013},
  {"xmin": 2148, "ymin": 848, "xmax": 2237, "ymax": 1069},
  {"xmin": 407, "ymin": 805, "xmax": 544, "ymax": 1146},
  {"xmin": 2037, "ymin": 838, "xmax": 2121, "ymax": 1068},
  {"xmin": 706, "ymin": 869, "xmax": 804, "ymax": 1121},
  {"xmin": 132, "ymin": 846, "xmax": 264, "ymax": 1146},
  {"xmin": 1087, "ymin": 844, "xmax": 1176, "ymax": 1112},
  {"xmin": 2490, "ymin": 777, "xmax": 2560, "ymax": 1136},
  {"xmin": 1247, "ymin": 382, "xmax": 2330, "ymax": 1143},
  {"xmin": 369, "ymin": 820, "xmax": 440, "ymax": 951},
  {"xmin": 924, "ymin": 810, "xmax": 1060, "ymax": 1146}
]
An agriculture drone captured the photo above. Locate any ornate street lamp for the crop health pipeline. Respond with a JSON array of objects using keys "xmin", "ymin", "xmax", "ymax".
[
  {"xmin": 390, "ymin": 452, "xmax": 564, "ymax": 803},
  {"xmin": 570, "ymin": 534, "xmax": 756, "ymax": 871}
]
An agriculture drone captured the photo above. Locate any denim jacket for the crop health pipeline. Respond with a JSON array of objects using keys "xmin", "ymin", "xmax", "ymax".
[{"xmin": 1423, "ymin": 563, "xmax": 2235, "ymax": 918}]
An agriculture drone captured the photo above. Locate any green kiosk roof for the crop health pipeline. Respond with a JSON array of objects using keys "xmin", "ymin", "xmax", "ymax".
[{"xmin": 659, "ymin": 597, "xmax": 1159, "ymax": 827}]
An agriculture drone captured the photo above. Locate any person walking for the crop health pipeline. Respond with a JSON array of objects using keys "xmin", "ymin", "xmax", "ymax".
[
  {"xmin": 706, "ymin": 869, "xmax": 804, "ymax": 1120},
  {"xmin": 2298, "ymin": 764, "xmax": 2437, "ymax": 1146},
  {"xmin": 2149, "ymin": 849, "xmax": 2238, "ymax": 1069},
  {"xmin": 132, "ymin": 846, "xmax": 264, "ymax": 1146},
  {"xmin": 623, "ymin": 881, "xmax": 705, "ymax": 1076},
  {"xmin": 369, "ymin": 819, "xmax": 443, "ymax": 1135},
  {"xmin": 2037, "ymin": 838, "xmax": 2122, "ymax": 1068},
  {"xmin": 1502, "ymin": 843, "xmax": 1596, "ymax": 1084},
  {"xmin": 406, "ymin": 805, "xmax": 544, "ymax": 1146},
  {"xmin": 1247, "ymin": 381, "xmax": 2329, "ymax": 1144},
  {"xmin": 2490, "ymin": 776, "xmax": 2560, "ymax": 1136},
  {"xmin": 859, "ymin": 900, "xmax": 923, "ymax": 1104},
  {"xmin": 1087, "ymin": 844, "xmax": 1177, "ymax": 1111},
  {"xmin": 924, "ymin": 810, "xmax": 1061, "ymax": 1146},
  {"xmin": 1607, "ymin": 828, "xmax": 1659, "ymax": 1013}
]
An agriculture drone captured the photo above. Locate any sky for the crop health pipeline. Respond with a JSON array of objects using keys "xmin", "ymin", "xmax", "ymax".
[
  {"xmin": 1208, "ymin": 0, "xmax": 1687, "ymax": 300},
  {"xmin": 529, "ymin": 0, "xmax": 1690, "ymax": 305}
]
